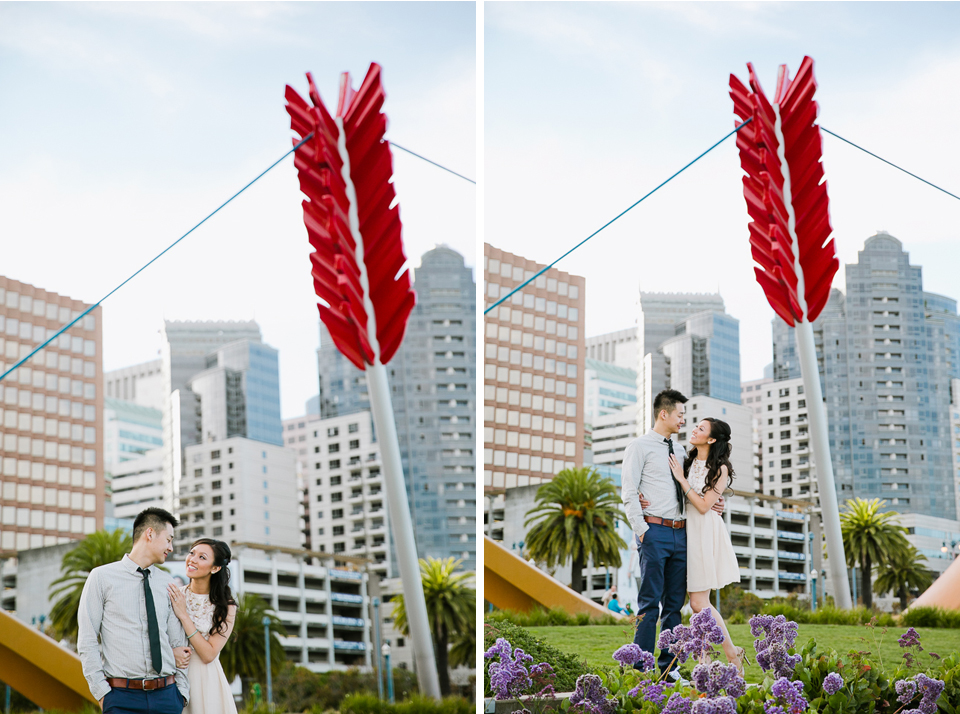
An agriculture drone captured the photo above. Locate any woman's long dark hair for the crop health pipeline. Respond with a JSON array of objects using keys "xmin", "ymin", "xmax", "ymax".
[
  {"xmin": 683, "ymin": 418, "xmax": 736, "ymax": 494},
  {"xmin": 190, "ymin": 538, "xmax": 235, "ymax": 637}
]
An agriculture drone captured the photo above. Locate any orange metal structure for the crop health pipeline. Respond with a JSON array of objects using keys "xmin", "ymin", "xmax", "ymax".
[
  {"xmin": 0, "ymin": 608, "xmax": 95, "ymax": 711},
  {"xmin": 908, "ymin": 556, "xmax": 960, "ymax": 611},
  {"xmin": 483, "ymin": 536, "xmax": 622, "ymax": 618}
]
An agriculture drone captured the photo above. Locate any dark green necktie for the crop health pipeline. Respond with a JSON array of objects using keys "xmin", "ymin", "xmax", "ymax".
[
  {"xmin": 665, "ymin": 438, "xmax": 684, "ymax": 515},
  {"xmin": 137, "ymin": 567, "xmax": 163, "ymax": 675}
]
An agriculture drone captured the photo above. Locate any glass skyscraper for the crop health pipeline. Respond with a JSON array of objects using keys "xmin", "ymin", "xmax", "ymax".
[
  {"xmin": 772, "ymin": 232, "xmax": 958, "ymax": 520},
  {"xmin": 660, "ymin": 310, "xmax": 742, "ymax": 405}
]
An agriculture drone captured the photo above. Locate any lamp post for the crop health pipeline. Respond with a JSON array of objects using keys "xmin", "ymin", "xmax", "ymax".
[
  {"xmin": 382, "ymin": 643, "xmax": 394, "ymax": 704},
  {"xmin": 372, "ymin": 598, "xmax": 383, "ymax": 701},
  {"xmin": 810, "ymin": 569, "xmax": 818, "ymax": 613},
  {"xmin": 262, "ymin": 616, "xmax": 272, "ymax": 708}
]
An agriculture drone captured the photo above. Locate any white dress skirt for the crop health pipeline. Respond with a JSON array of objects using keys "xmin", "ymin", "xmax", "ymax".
[
  {"xmin": 180, "ymin": 586, "xmax": 238, "ymax": 714},
  {"xmin": 685, "ymin": 459, "xmax": 741, "ymax": 592}
]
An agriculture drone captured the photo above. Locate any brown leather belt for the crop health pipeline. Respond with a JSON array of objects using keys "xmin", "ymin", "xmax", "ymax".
[
  {"xmin": 106, "ymin": 676, "xmax": 175, "ymax": 691},
  {"xmin": 644, "ymin": 516, "xmax": 686, "ymax": 529}
]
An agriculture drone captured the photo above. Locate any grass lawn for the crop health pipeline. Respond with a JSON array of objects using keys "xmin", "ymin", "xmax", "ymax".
[{"xmin": 527, "ymin": 623, "xmax": 960, "ymax": 684}]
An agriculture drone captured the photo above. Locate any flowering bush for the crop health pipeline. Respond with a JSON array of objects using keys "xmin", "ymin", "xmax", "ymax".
[
  {"xmin": 483, "ymin": 636, "xmax": 556, "ymax": 704},
  {"xmin": 485, "ymin": 613, "xmax": 955, "ymax": 714}
]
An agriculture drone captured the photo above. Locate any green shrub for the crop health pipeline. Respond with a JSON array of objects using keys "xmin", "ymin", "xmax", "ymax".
[
  {"xmin": 339, "ymin": 694, "xmax": 473, "ymax": 714},
  {"xmin": 902, "ymin": 606, "xmax": 960, "ymax": 629},
  {"xmin": 759, "ymin": 602, "xmax": 896, "ymax": 627},
  {"xmin": 485, "ymin": 606, "xmax": 619, "ymax": 627},
  {"xmin": 271, "ymin": 663, "xmax": 418, "ymax": 711},
  {"xmin": 483, "ymin": 618, "xmax": 589, "ymax": 696}
]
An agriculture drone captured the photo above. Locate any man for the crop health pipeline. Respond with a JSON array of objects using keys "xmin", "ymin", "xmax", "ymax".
[
  {"xmin": 78, "ymin": 508, "xmax": 190, "ymax": 713},
  {"xmin": 601, "ymin": 584, "xmax": 617, "ymax": 609},
  {"xmin": 621, "ymin": 389, "xmax": 723, "ymax": 679}
]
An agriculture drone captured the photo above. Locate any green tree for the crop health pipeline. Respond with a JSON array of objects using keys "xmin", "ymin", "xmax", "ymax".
[
  {"xmin": 49, "ymin": 529, "xmax": 133, "ymax": 642},
  {"xmin": 839, "ymin": 497, "xmax": 910, "ymax": 609},
  {"xmin": 874, "ymin": 543, "xmax": 935, "ymax": 611},
  {"xmin": 220, "ymin": 592, "xmax": 286, "ymax": 698},
  {"xmin": 392, "ymin": 557, "xmax": 475, "ymax": 696},
  {"xmin": 524, "ymin": 467, "xmax": 628, "ymax": 594}
]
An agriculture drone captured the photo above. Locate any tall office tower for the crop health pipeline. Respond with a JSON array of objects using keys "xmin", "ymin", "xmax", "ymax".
[
  {"xmin": 772, "ymin": 233, "xmax": 958, "ymax": 520},
  {"xmin": 0, "ymin": 278, "xmax": 104, "ymax": 552},
  {"xmin": 585, "ymin": 328, "xmax": 638, "ymax": 371},
  {"xmin": 159, "ymin": 321, "xmax": 263, "ymax": 509},
  {"xmin": 104, "ymin": 359, "xmax": 163, "ymax": 409},
  {"xmin": 659, "ymin": 311, "xmax": 742, "ymax": 405},
  {"xmin": 742, "ymin": 377, "xmax": 774, "ymax": 492},
  {"xmin": 637, "ymin": 292, "xmax": 725, "ymax": 434},
  {"xmin": 483, "ymin": 244, "xmax": 586, "ymax": 491},
  {"xmin": 584, "ymin": 359, "xmax": 638, "ymax": 468},
  {"xmin": 390, "ymin": 246, "xmax": 476, "ymax": 570},
  {"xmin": 177, "ymin": 437, "xmax": 299, "ymax": 550},
  {"xmin": 303, "ymin": 411, "xmax": 390, "ymax": 579},
  {"xmin": 952, "ymin": 378, "xmax": 960, "ymax": 523},
  {"xmin": 316, "ymin": 322, "xmax": 370, "ymax": 419},
  {"xmin": 283, "ymin": 413, "xmax": 324, "ymax": 548}
]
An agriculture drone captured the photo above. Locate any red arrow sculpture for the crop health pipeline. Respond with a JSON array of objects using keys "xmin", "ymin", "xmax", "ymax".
[
  {"xmin": 285, "ymin": 64, "xmax": 441, "ymax": 699},
  {"xmin": 729, "ymin": 56, "xmax": 852, "ymax": 609},
  {"xmin": 285, "ymin": 64, "xmax": 416, "ymax": 370}
]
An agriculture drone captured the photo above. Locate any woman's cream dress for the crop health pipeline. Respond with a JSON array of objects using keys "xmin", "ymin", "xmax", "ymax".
[
  {"xmin": 180, "ymin": 586, "xmax": 238, "ymax": 714},
  {"xmin": 685, "ymin": 459, "xmax": 741, "ymax": 592}
]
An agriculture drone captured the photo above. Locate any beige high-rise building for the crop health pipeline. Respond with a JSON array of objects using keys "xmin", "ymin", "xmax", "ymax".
[
  {"xmin": 482, "ymin": 244, "xmax": 586, "ymax": 492},
  {"xmin": 0, "ymin": 277, "xmax": 104, "ymax": 553}
]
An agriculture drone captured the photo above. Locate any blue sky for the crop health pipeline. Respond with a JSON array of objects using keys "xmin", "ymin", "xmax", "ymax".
[
  {"xmin": 485, "ymin": 2, "xmax": 960, "ymax": 381},
  {"xmin": 0, "ymin": 1, "xmax": 475, "ymax": 417}
]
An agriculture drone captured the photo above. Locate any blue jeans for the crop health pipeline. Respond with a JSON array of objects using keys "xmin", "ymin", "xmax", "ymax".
[
  {"xmin": 103, "ymin": 684, "xmax": 184, "ymax": 714},
  {"xmin": 632, "ymin": 524, "xmax": 687, "ymax": 673}
]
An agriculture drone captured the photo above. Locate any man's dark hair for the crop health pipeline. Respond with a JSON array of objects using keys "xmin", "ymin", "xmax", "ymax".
[
  {"xmin": 653, "ymin": 389, "xmax": 688, "ymax": 419},
  {"xmin": 133, "ymin": 507, "xmax": 179, "ymax": 543}
]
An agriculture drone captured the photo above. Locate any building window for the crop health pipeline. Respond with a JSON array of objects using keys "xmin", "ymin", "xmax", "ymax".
[
  {"xmin": 211, "ymin": 465, "xmax": 221, "ymax": 474},
  {"xmin": 328, "ymin": 427, "xmax": 339, "ymax": 437},
  {"xmin": 333, "ymin": 543, "xmax": 346, "ymax": 553},
  {"xmin": 331, "ymin": 492, "xmax": 343, "ymax": 502},
  {"xmin": 333, "ymin": 525, "xmax": 344, "ymax": 536},
  {"xmin": 316, "ymin": 494, "xmax": 323, "ymax": 502},
  {"xmin": 193, "ymin": 469, "xmax": 202, "ymax": 477},
  {"xmin": 798, "ymin": 400, "xmax": 806, "ymax": 408},
  {"xmin": 780, "ymin": 417, "xmax": 790, "ymax": 425},
  {"xmin": 212, "ymin": 480, "xmax": 222, "ymax": 490},
  {"xmin": 781, "ymin": 459, "xmax": 792, "ymax": 468},
  {"xmin": 211, "ymin": 450, "xmax": 220, "ymax": 459},
  {"xmin": 332, "ymin": 509, "xmax": 343, "ymax": 519},
  {"xmin": 331, "ymin": 475, "xmax": 341, "ymax": 486},
  {"xmin": 349, "ymin": 439, "xmax": 360, "ymax": 450},
  {"xmin": 329, "ymin": 460, "xmax": 340, "ymax": 469},
  {"xmin": 329, "ymin": 443, "xmax": 340, "ymax": 453},
  {"xmin": 782, "ymin": 488, "xmax": 793, "ymax": 497},
  {"xmin": 317, "ymin": 528, "xmax": 324, "ymax": 536},
  {"xmin": 213, "ymin": 511, "xmax": 222, "ymax": 521},
  {"xmin": 779, "ymin": 402, "xmax": 790, "ymax": 411},
  {"xmin": 348, "ymin": 423, "xmax": 359, "ymax": 433},
  {"xmin": 212, "ymin": 496, "xmax": 222, "ymax": 505}
]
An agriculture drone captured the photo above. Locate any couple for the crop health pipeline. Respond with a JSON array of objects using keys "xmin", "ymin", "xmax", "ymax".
[
  {"xmin": 78, "ymin": 507, "xmax": 239, "ymax": 714},
  {"xmin": 621, "ymin": 389, "xmax": 746, "ymax": 680}
]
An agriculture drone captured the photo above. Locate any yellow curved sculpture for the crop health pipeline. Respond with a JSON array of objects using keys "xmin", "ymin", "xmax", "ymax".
[
  {"xmin": 484, "ymin": 536, "xmax": 622, "ymax": 618},
  {"xmin": 908, "ymin": 555, "xmax": 960, "ymax": 611},
  {"xmin": 0, "ymin": 609, "xmax": 95, "ymax": 711}
]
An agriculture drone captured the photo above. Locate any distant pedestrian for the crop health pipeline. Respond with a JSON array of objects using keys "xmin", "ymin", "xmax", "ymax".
[
  {"xmin": 601, "ymin": 584, "xmax": 617, "ymax": 608},
  {"xmin": 607, "ymin": 593, "xmax": 624, "ymax": 614}
]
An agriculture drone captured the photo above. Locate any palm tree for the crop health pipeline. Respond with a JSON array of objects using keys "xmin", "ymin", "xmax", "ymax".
[
  {"xmin": 49, "ymin": 529, "xmax": 133, "ymax": 642},
  {"xmin": 392, "ymin": 557, "xmax": 475, "ymax": 696},
  {"xmin": 524, "ymin": 467, "xmax": 628, "ymax": 595},
  {"xmin": 839, "ymin": 498, "xmax": 910, "ymax": 608},
  {"xmin": 447, "ymin": 622, "xmax": 475, "ymax": 671},
  {"xmin": 220, "ymin": 592, "xmax": 286, "ymax": 698},
  {"xmin": 874, "ymin": 543, "xmax": 934, "ymax": 611}
]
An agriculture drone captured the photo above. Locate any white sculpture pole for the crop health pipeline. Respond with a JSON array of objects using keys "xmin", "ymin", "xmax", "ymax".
[{"xmin": 794, "ymin": 320, "xmax": 853, "ymax": 609}]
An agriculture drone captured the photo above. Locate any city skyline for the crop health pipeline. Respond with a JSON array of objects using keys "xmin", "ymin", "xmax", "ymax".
[{"xmin": 0, "ymin": 2, "xmax": 475, "ymax": 420}]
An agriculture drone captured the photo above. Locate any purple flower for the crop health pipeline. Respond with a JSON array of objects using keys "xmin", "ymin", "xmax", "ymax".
[
  {"xmin": 658, "ymin": 609, "xmax": 726, "ymax": 664},
  {"xmin": 749, "ymin": 613, "xmax": 801, "ymax": 679},
  {"xmin": 767, "ymin": 677, "xmax": 808, "ymax": 714},
  {"xmin": 691, "ymin": 661, "xmax": 745, "ymax": 698},
  {"xmin": 899, "ymin": 627, "xmax": 923, "ymax": 650},
  {"xmin": 484, "ymin": 637, "xmax": 552, "ymax": 700},
  {"xmin": 569, "ymin": 674, "xmax": 617, "ymax": 714},
  {"xmin": 613, "ymin": 644, "xmax": 642, "ymax": 667},
  {"xmin": 822, "ymin": 672, "xmax": 843, "ymax": 696},
  {"xmin": 692, "ymin": 696, "xmax": 737, "ymax": 714},
  {"xmin": 915, "ymin": 673, "xmax": 945, "ymax": 714},
  {"xmin": 897, "ymin": 679, "xmax": 918, "ymax": 705},
  {"xmin": 662, "ymin": 693, "xmax": 693, "ymax": 714}
]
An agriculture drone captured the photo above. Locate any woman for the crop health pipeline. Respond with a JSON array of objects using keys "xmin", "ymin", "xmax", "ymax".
[
  {"xmin": 167, "ymin": 539, "xmax": 238, "ymax": 714},
  {"xmin": 668, "ymin": 417, "xmax": 748, "ymax": 673}
]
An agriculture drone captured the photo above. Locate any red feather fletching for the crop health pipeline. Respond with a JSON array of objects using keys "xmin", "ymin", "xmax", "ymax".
[
  {"xmin": 285, "ymin": 63, "xmax": 416, "ymax": 370},
  {"xmin": 729, "ymin": 56, "xmax": 839, "ymax": 326}
]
